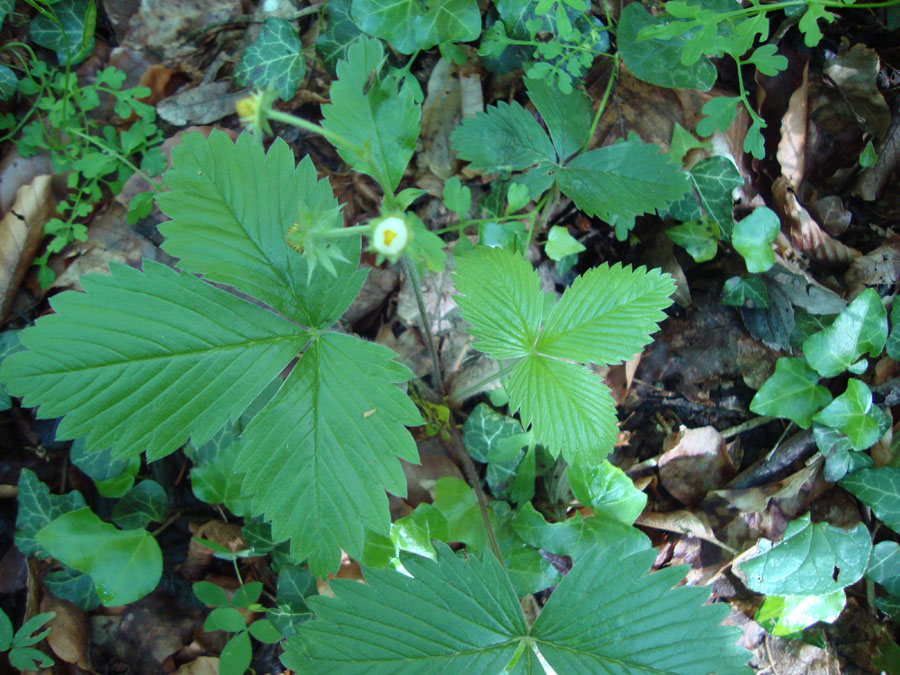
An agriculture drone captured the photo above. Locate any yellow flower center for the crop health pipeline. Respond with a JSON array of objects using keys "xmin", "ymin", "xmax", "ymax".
[
  {"xmin": 383, "ymin": 229, "xmax": 397, "ymax": 246},
  {"xmin": 235, "ymin": 97, "xmax": 256, "ymax": 120}
]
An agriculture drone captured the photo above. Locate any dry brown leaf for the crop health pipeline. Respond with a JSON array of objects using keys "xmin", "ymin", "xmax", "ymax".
[
  {"xmin": 855, "ymin": 102, "xmax": 900, "ymax": 201},
  {"xmin": 823, "ymin": 43, "xmax": 891, "ymax": 139},
  {"xmin": 777, "ymin": 63, "xmax": 808, "ymax": 189},
  {"xmin": 174, "ymin": 656, "xmax": 220, "ymax": 675},
  {"xmin": 772, "ymin": 176, "xmax": 860, "ymax": 265},
  {"xmin": 635, "ymin": 509, "xmax": 736, "ymax": 554},
  {"xmin": 845, "ymin": 234, "xmax": 900, "ymax": 293},
  {"xmin": 0, "ymin": 152, "xmax": 53, "ymax": 214},
  {"xmin": 40, "ymin": 594, "xmax": 90, "ymax": 669},
  {"xmin": 658, "ymin": 426, "xmax": 741, "ymax": 505},
  {"xmin": 157, "ymin": 81, "xmax": 244, "ymax": 126},
  {"xmin": 807, "ymin": 195, "xmax": 851, "ymax": 236},
  {"xmin": 0, "ymin": 174, "xmax": 54, "ymax": 318}
]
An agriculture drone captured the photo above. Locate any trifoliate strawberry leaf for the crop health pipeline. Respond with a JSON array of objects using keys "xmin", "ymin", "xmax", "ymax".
[
  {"xmin": 841, "ymin": 468, "xmax": 900, "ymax": 535},
  {"xmin": 453, "ymin": 247, "xmax": 543, "ymax": 359},
  {"xmin": 450, "ymin": 100, "xmax": 556, "ymax": 174},
  {"xmin": 36, "ymin": 507, "xmax": 162, "ymax": 607},
  {"xmin": 157, "ymin": 131, "xmax": 366, "ymax": 327},
  {"xmin": 321, "ymin": 36, "xmax": 420, "ymax": 193},
  {"xmin": 234, "ymin": 333, "xmax": 421, "ymax": 576},
  {"xmin": 732, "ymin": 206, "xmax": 779, "ymax": 273},
  {"xmin": 524, "ymin": 77, "xmax": 592, "ymax": 161},
  {"xmin": 15, "ymin": 469, "xmax": 87, "ymax": 557},
  {"xmin": 315, "ymin": 0, "xmax": 361, "ymax": 73},
  {"xmin": 351, "ymin": 0, "xmax": 480, "ymax": 54},
  {"xmin": 555, "ymin": 137, "xmax": 690, "ymax": 230},
  {"xmin": 803, "ymin": 288, "xmax": 887, "ymax": 378},
  {"xmin": 749, "ymin": 357, "xmax": 831, "ymax": 429},
  {"xmin": 234, "ymin": 19, "xmax": 306, "ymax": 101},
  {"xmin": 812, "ymin": 378, "xmax": 891, "ymax": 451},
  {"xmin": 286, "ymin": 541, "xmax": 750, "ymax": 673},
  {"xmin": 738, "ymin": 514, "xmax": 870, "ymax": 596},
  {"xmin": 0, "ymin": 261, "xmax": 310, "ymax": 460},
  {"xmin": 454, "ymin": 248, "xmax": 673, "ymax": 462},
  {"xmin": 537, "ymin": 262, "xmax": 675, "ymax": 366}
]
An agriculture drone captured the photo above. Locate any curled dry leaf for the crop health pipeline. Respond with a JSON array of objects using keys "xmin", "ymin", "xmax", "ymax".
[
  {"xmin": 777, "ymin": 63, "xmax": 808, "ymax": 190},
  {"xmin": 40, "ymin": 593, "xmax": 90, "ymax": 669},
  {"xmin": 823, "ymin": 44, "xmax": 891, "ymax": 140},
  {"xmin": 808, "ymin": 195, "xmax": 851, "ymax": 237},
  {"xmin": 0, "ymin": 174, "xmax": 55, "ymax": 319},
  {"xmin": 658, "ymin": 426, "xmax": 742, "ymax": 505},
  {"xmin": 845, "ymin": 234, "xmax": 900, "ymax": 294},
  {"xmin": 174, "ymin": 656, "xmax": 220, "ymax": 675},
  {"xmin": 772, "ymin": 176, "xmax": 860, "ymax": 265},
  {"xmin": 635, "ymin": 509, "xmax": 736, "ymax": 554},
  {"xmin": 855, "ymin": 101, "xmax": 900, "ymax": 201}
]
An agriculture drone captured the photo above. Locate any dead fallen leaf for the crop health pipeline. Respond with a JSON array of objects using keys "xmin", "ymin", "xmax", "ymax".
[
  {"xmin": 855, "ymin": 100, "xmax": 900, "ymax": 201},
  {"xmin": 658, "ymin": 426, "xmax": 741, "ymax": 505},
  {"xmin": 174, "ymin": 656, "xmax": 220, "ymax": 675},
  {"xmin": 777, "ymin": 63, "xmax": 808, "ymax": 189},
  {"xmin": 823, "ymin": 43, "xmax": 891, "ymax": 140},
  {"xmin": 0, "ymin": 151, "xmax": 53, "ymax": 214},
  {"xmin": 636, "ymin": 509, "xmax": 736, "ymax": 554},
  {"xmin": 41, "ymin": 593, "xmax": 90, "ymax": 669},
  {"xmin": 157, "ymin": 81, "xmax": 244, "ymax": 126},
  {"xmin": 845, "ymin": 234, "xmax": 900, "ymax": 293},
  {"xmin": 807, "ymin": 195, "xmax": 851, "ymax": 237},
  {"xmin": 0, "ymin": 174, "xmax": 54, "ymax": 318}
]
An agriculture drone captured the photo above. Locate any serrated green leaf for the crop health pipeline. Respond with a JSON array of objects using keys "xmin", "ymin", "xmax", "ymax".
[
  {"xmin": 545, "ymin": 225, "xmax": 585, "ymax": 261},
  {"xmin": 812, "ymin": 379, "xmax": 890, "ymax": 450},
  {"xmin": 697, "ymin": 96, "xmax": 740, "ymax": 137},
  {"xmin": 867, "ymin": 541, "xmax": 900, "ymax": 597},
  {"xmin": 689, "ymin": 155, "xmax": 743, "ymax": 236},
  {"xmin": 44, "ymin": 566, "xmax": 100, "ymax": 611},
  {"xmin": 442, "ymin": 176, "xmax": 471, "ymax": 220},
  {"xmin": 841, "ymin": 468, "xmax": 900, "ymax": 535},
  {"xmin": 0, "ymin": 330, "xmax": 25, "ymax": 410},
  {"xmin": 351, "ymin": 0, "xmax": 480, "ymax": 53},
  {"xmin": 0, "ymin": 261, "xmax": 310, "ymax": 460},
  {"xmin": 666, "ymin": 220, "xmax": 718, "ymax": 262},
  {"xmin": 567, "ymin": 460, "xmax": 647, "ymax": 525},
  {"xmin": 733, "ymin": 206, "xmax": 779, "ymax": 272},
  {"xmin": 111, "ymin": 480, "xmax": 168, "ymax": 530},
  {"xmin": 617, "ymin": 3, "xmax": 716, "ymax": 90},
  {"xmin": 749, "ymin": 357, "xmax": 831, "ymax": 429},
  {"xmin": 0, "ymin": 65, "xmax": 17, "ymax": 100},
  {"xmin": 315, "ymin": 0, "xmax": 361, "ymax": 73},
  {"xmin": 721, "ymin": 276, "xmax": 769, "ymax": 308},
  {"xmin": 321, "ymin": 36, "xmax": 420, "ymax": 192},
  {"xmin": 525, "ymin": 77, "xmax": 592, "ymax": 161},
  {"xmin": 453, "ymin": 247, "xmax": 542, "ymax": 358},
  {"xmin": 509, "ymin": 354, "xmax": 618, "ymax": 463},
  {"xmin": 555, "ymin": 138, "xmax": 690, "ymax": 226},
  {"xmin": 756, "ymin": 590, "xmax": 845, "ymax": 637},
  {"xmin": 36, "ymin": 507, "xmax": 162, "ymax": 606},
  {"xmin": 287, "ymin": 540, "xmax": 750, "ymax": 673},
  {"xmin": 537, "ymin": 262, "xmax": 675, "ymax": 366},
  {"xmin": 450, "ymin": 100, "xmax": 556, "ymax": 174},
  {"xmin": 234, "ymin": 333, "xmax": 420, "ymax": 576},
  {"xmin": 14, "ymin": 469, "xmax": 87, "ymax": 557},
  {"xmin": 234, "ymin": 19, "xmax": 306, "ymax": 101},
  {"xmin": 157, "ymin": 131, "xmax": 366, "ymax": 326},
  {"xmin": 738, "ymin": 514, "xmax": 871, "ymax": 596},
  {"xmin": 29, "ymin": 0, "xmax": 95, "ymax": 65},
  {"xmin": 803, "ymin": 288, "xmax": 887, "ymax": 378}
]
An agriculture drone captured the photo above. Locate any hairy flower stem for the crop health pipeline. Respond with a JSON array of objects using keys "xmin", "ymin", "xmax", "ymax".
[
  {"xmin": 401, "ymin": 257, "xmax": 504, "ymax": 565},
  {"xmin": 402, "ymin": 256, "xmax": 444, "ymax": 393}
]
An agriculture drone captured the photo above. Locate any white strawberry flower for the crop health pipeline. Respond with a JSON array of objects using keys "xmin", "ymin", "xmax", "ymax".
[{"xmin": 371, "ymin": 216, "xmax": 409, "ymax": 258}]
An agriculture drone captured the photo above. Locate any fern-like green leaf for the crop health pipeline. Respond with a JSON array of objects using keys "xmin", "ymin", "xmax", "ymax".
[
  {"xmin": 0, "ymin": 261, "xmax": 309, "ymax": 460},
  {"xmin": 453, "ymin": 248, "xmax": 673, "ymax": 461},
  {"xmin": 285, "ymin": 542, "xmax": 750, "ymax": 673},
  {"xmin": 235, "ymin": 333, "xmax": 421, "ymax": 576},
  {"xmin": 537, "ymin": 263, "xmax": 675, "ymax": 365},
  {"xmin": 320, "ymin": 36, "xmax": 420, "ymax": 193},
  {"xmin": 157, "ymin": 131, "xmax": 366, "ymax": 328}
]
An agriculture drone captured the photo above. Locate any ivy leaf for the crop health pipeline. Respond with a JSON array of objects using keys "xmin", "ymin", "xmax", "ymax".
[
  {"xmin": 286, "ymin": 541, "xmax": 750, "ymax": 673},
  {"xmin": 0, "ymin": 65, "xmax": 16, "ymax": 100},
  {"xmin": 267, "ymin": 565, "xmax": 316, "ymax": 637},
  {"xmin": 0, "ymin": 261, "xmax": 310, "ymax": 460},
  {"xmin": 555, "ymin": 138, "xmax": 690, "ymax": 230},
  {"xmin": 866, "ymin": 541, "xmax": 900, "ymax": 597},
  {"xmin": 749, "ymin": 357, "xmax": 831, "ymax": 429},
  {"xmin": 351, "ymin": 0, "xmax": 480, "ymax": 54},
  {"xmin": 812, "ymin": 379, "xmax": 890, "ymax": 451},
  {"xmin": 885, "ymin": 299, "xmax": 900, "ymax": 361},
  {"xmin": 841, "ymin": 468, "xmax": 900, "ymax": 535},
  {"xmin": 545, "ymin": 225, "xmax": 585, "ymax": 261},
  {"xmin": 321, "ymin": 36, "xmax": 420, "ymax": 192},
  {"xmin": 732, "ymin": 206, "xmax": 779, "ymax": 273},
  {"xmin": 234, "ymin": 19, "xmax": 306, "ymax": 101},
  {"xmin": 721, "ymin": 276, "xmax": 769, "ymax": 309},
  {"xmin": 44, "ymin": 566, "xmax": 100, "ymax": 611},
  {"xmin": 803, "ymin": 288, "xmax": 887, "ymax": 378},
  {"xmin": 756, "ymin": 591, "xmax": 845, "ymax": 637},
  {"xmin": 688, "ymin": 155, "xmax": 743, "ymax": 237},
  {"xmin": 111, "ymin": 480, "xmax": 168, "ymax": 530},
  {"xmin": 617, "ymin": 3, "xmax": 716, "ymax": 91},
  {"xmin": 234, "ymin": 333, "xmax": 421, "ymax": 576},
  {"xmin": 567, "ymin": 460, "xmax": 647, "ymax": 525},
  {"xmin": 29, "ymin": 0, "xmax": 95, "ymax": 65},
  {"xmin": 450, "ymin": 100, "xmax": 556, "ymax": 174},
  {"xmin": 36, "ymin": 507, "xmax": 163, "ymax": 607},
  {"xmin": 188, "ymin": 423, "xmax": 251, "ymax": 516},
  {"xmin": 14, "ymin": 469, "xmax": 87, "ymax": 557},
  {"xmin": 157, "ymin": 131, "xmax": 366, "ymax": 326},
  {"xmin": 666, "ymin": 220, "xmax": 718, "ymax": 262},
  {"xmin": 315, "ymin": 0, "xmax": 361, "ymax": 73},
  {"xmin": 524, "ymin": 77, "xmax": 592, "ymax": 161},
  {"xmin": 738, "ymin": 514, "xmax": 871, "ymax": 596}
]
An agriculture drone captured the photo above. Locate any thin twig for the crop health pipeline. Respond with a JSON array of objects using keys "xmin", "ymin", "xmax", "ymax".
[{"xmin": 402, "ymin": 256, "xmax": 445, "ymax": 393}]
